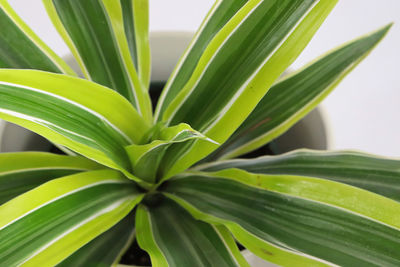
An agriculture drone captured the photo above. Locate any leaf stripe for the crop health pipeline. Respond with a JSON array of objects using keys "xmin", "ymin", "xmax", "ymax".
[
  {"xmin": 0, "ymin": 167, "xmax": 89, "ymax": 176},
  {"xmin": 0, "ymin": 152, "xmax": 102, "ymax": 204},
  {"xmin": 44, "ymin": 0, "xmax": 152, "ymax": 120},
  {"xmin": 131, "ymin": 0, "xmax": 151, "ymax": 88},
  {"xmin": 232, "ymin": 224, "xmax": 338, "ymax": 267},
  {"xmin": 0, "ymin": 0, "xmax": 75, "ymax": 75},
  {"xmin": 164, "ymin": 174, "xmax": 400, "ymax": 266},
  {"xmin": 0, "ymin": 70, "xmax": 150, "ymax": 173},
  {"xmin": 0, "ymin": 108, "xmax": 97, "ymax": 145},
  {"xmin": 0, "ymin": 90, "xmax": 130, "ymax": 170},
  {"xmin": 100, "ymin": 0, "xmax": 140, "ymax": 112},
  {"xmin": 18, "ymin": 193, "xmax": 139, "ymax": 267},
  {"xmin": 162, "ymin": 0, "xmax": 264, "ymax": 125},
  {"xmin": 0, "ymin": 81, "xmax": 133, "ymax": 143},
  {"xmin": 42, "ymin": 0, "xmax": 91, "ymax": 78},
  {"xmin": 20, "ymin": 197, "xmax": 133, "ymax": 264},
  {"xmin": 137, "ymin": 196, "xmax": 242, "ymax": 267},
  {"xmin": 199, "ymin": 149, "xmax": 400, "ymax": 202},
  {"xmin": 212, "ymin": 225, "xmax": 251, "ymax": 267},
  {"xmin": 160, "ymin": 0, "xmax": 338, "ymax": 180},
  {"xmin": 56, "ymin": 209, "xmax": 136, "ymax": 266},
  {"xmin": 0, "ymin": 170, "xmax": 141, "ymax": 266},
  {"xmin": 164, "ymin": 0, "xmax": 322, "ymax": 130},
  {"xmin": 0, "ymin": 179, "xmax": 130, "ymax": 232},
  {"xmin": 164, "ymin": 192, "xmax": 332, "ymax": 267},
  {"xmin": 212, "ymin": 25, "xmax": 392, "ymax": 159},
  {"xmin": 0, "ymin": 169, "xmax": 81, "ymax": 205},
  {"xmin": 0, "ymin": 170, "xmax": 128, "ymax": 227},
  {"xmin": 200, "ymin": 0, "xmax": 320, "ymax": 134},
  {"xmin": 121, "ymin": 0, "xmax": 138, "ymax": 69},
  {"xmin": 135, "ymin": 205, "xmax": 169, "ymax": 267},
  {"xmin": 154, "ymin": 0, "xmax": 247, "ymax": 121},
  {"xmin": 186, "ymin": 170, "xmax": 400, "ymax": 231}
]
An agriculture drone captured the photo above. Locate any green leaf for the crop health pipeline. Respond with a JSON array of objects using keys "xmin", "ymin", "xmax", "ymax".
[
  {"xmin": 208, "ymin": 24, "xmax": 392, "ymax": 159},
  {"xmin": 126, "ymin": 123, "xmax": 216, "ymax": 183},
  {"xmin": 154, "ymin": 0, "xmax": 248, "ymax": 121},
  {"xmin": 121, "ymin": 0, "xmax": 151, "ymax": 88},
  {"xmin": 159, "ymin": 0, "xmax": 338, "ymax": 179},
  {"xmin": 0, "ymin": 169, "xmax": 143, "ymax": 267},
  {"xmin": 198, "ymin": 149, "xmax": 400, "ymax": 202},
  {"xmin": 0, "ymin": 152, "xmax": 101, "ymax": 205},
  {"xmin": 0, "ymin": 0, "xmax": 75, "ymax": 75},
  {"xmin": 0, "ymin": 69, "xmax": 150, "ymax": 175},
  {"xmin": 164, "ymin": 172, "xmax": 400, "ymax": 266},
  {"xmin": 42, "ymin": 0, "xmax": 152, "ymax": 121},
  {"xmin": 58, "ymin": 210, "xmax": 136, "ymax": 267},
  {"xmin": 135, "ymin": 195, "xmax": 249, "ymax": 267}
]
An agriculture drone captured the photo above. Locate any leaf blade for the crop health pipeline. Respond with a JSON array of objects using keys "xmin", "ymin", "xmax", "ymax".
[
  {"xmin": 210, "ymin": 24, "xmax": 392, "ymax": 159},
  {"xmin": 0, "ymin": 0, "xmax": 74, "ymax": 74},
  {"xmin": 0, "ymin": 69, "xmax": 149, "ymax": 174},
  {"xmin": 132, "ymin": 0, "xmax": 151, "ymax": 88},
  {"xmin": 154, "ymin": 0, "xmax": 248, "ymax": 121},
  {"xmin": 126, "ymin": 123, "xmax": 215, "ymax": 183},
  {"xmin": 42, "ymin": 0, "xmax": 152, "ymax": 120},
  {"xmin": 198, "ymin": 149, "xmax": 400, "ymax": 202},
  {"xmin": 57, "ymin": 210, "xmax": 136, "ymax": 267},
  {"xmin": 0, "ymin": 170, "xmax": 143, "ymax": 266},
  {"xmin": 164, "ymin": 173, "xmax": 400, "ymax": 266},
  {"xmin": 160, "ymin": 0, "xmax": 338, "ymax": 179},
  {"xmin": 0, "ymin": 152, "xmax": 101, "ymax": 205},
  {"xmin": 136, "ymin": 196, "xmax": 248, "ymax": 267}
]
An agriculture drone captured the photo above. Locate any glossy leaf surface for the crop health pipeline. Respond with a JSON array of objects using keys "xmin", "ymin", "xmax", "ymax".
[
  {"xmin": 155, "ymin": 0, "xmax": 248, "ymax": 120},
  {"xmin": 58, "ymin": 210, "xmax": 136, "ymax": 267},
  {"xmin": 164, "ymin": 173, "xmax": 400, "ymax": 266},
  {"xmin": 0, "ymin": 0, "xmax": 74, "ymax": 74},
  {"xmin": 43, "ymin": 0, "xmax": 152, "ymax": 120},
  {"xmin": 0, "ymin": 70, "xmax": 149, "ymax": 173},
  {"xmin": 0, "ymin": 170, "xmax": 143, "ymax": 266},
  {"xmin": 126, "ymin": 123, "xmax": 214, "ymax": 183},
  {"xmin": 160, "ymin": 0, "xmax": 338, "ymax": 179},
  {"xmin": 210, "ymin": 25, "xmax": 392, "ymax": 159},
  {"xmin": 199, "ymin": 149, "xmax": 400, "ymax": 202},
  {"xmin": 0, "ymin": 152, "xmax": 101, "ymax": 205},
  {"xmin": 136, "ymin": 195, "xmax": 248, "ymax": 267},
  {"xmin": 121, "ymin": 0, "xmax": 151, "ymax": 88}
]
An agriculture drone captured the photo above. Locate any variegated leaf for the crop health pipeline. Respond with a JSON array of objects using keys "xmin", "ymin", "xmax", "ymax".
[
  {"xmin": 0, "ymin": 0, "xmax": 74, "ymax": 74},
  {"xmin": 198, "ymin": 149, "xmax": 400, "ymax": 202},
  {"xmin": 136, "ymin": 195, "xmax": 249, "ymax": 267},
  {"xmin": 154, "ymin": 0, "xmax": 248, "ymax": 121},
  {"xmin": 208, "ymin": 24, "xmax": 392, "ymax": 159},
  {"xmin": 121, "ymin": 0, "xmax": 151, "ymax": 88},
  {"xmin": 159, "ymin": 0, "xmax": 338, "ymax": 179},
  {"xmin": 126, "ymin": 123, "xmax": 215, "ymax": 183},
  {"xmin": 58, "ymin": 210, "xmax": 136, "ymax": 267},
  {"xmin": 164, "ymin": 171, "xmax": 400, "ymax": 266},
  {"xmin": 0, "ymin": 152, "xmax": 101, "ymax": 205},
  {"xmin": 0, "ymin": 170, "xmax": 143, "ymax": 266},
  {"xmin": 0, "ymin": 69, "xmax": 149, "ymax": 181},
  {"xmin": 42, "ymin": 0, "xmax": 152, "ymax": 120}
]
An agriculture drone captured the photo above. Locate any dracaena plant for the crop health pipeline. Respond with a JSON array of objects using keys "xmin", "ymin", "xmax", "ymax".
[{"xmin": 0, "ymin": 0, "xmax": 399, "ymax": 266}]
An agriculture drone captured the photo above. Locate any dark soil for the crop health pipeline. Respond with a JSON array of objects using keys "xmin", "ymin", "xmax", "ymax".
[{"xmin": 120, "ymin": 239, "xmax": 151, "ymax": 266}]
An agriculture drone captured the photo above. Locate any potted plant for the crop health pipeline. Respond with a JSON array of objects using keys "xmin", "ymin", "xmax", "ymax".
[{"xmin": 1, "ymin": 0, "xmax": 399, "ymax": 266}]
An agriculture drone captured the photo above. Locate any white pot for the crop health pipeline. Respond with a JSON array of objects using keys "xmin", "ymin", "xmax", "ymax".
[{"xmin": 0, "ymin": 32, "xmax": 328, "ymax": 266}]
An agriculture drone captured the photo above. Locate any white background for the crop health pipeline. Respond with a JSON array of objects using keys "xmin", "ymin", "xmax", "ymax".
[{"xmin": 9, "ymin": 0, "xmax": 400, "ymax": 157}]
